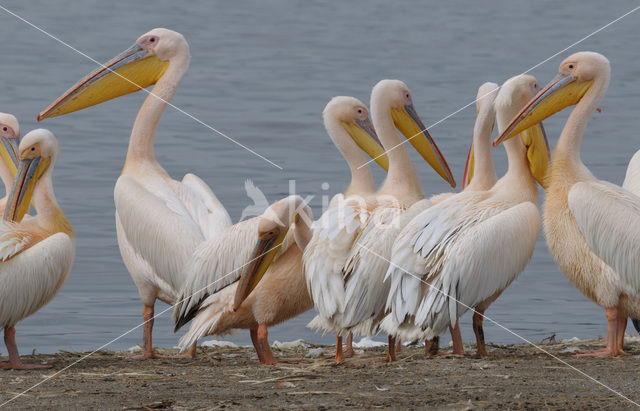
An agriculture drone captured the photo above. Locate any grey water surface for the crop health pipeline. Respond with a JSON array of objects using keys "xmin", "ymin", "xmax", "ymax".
[{"xmin": 1, "ymin": 0, "xmax": 639, "ymax": 354}]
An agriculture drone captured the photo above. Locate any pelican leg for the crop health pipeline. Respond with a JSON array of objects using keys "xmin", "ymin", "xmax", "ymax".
[
  {"xmin": 250, "ymin": 328, "xmax": 265, "ymax": 363},
  {"xmin": 384, "ymin": 335, "xmax": 397, "ymax": 362},
  {"xmin": 256, "ymin": 324, "xmax": 278, "ymax": 365},
  {"xmin": 425, "ymin": 336, "xmax": 439, "ymax": 356},
  {"xmin": 344, "ymin": 332, "xmax": 357, "ymax": 357},
  {"xmin": 450, "ymin": 319, "xmax": 465, "ymax": 355},
  {"xmin": 616, "ymin": 315, "xmax": 631, "ymax": 356},
  {"xmin": 335, "ymin": 335, "xmax": 345, "ymax": 364},
  {"xmin": 133, "ymin": 304, "xmax": 157, "ymax": 359},
  {"xmin": 396, "ymin": 338, "xmax": 403, "ymax": 353},
  {"xmin": 576, "ymin": 307, "xmax": 620, "ymax": 357},
  {"xmin": 1, "ymin": 326, "xmax": 52, "ymax": 370},
  {"xmin": 473, "ymin": 310, "xmax": 488, "ymax": 357}
]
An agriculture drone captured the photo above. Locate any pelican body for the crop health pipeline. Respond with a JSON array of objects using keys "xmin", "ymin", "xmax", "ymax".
[
  {"xmin": 496, "ymin": 52, "xmax": 640, "ymax": 357},
  {"xmin": 39, "ymin": 28, "xmax": 231, "ymax": 359},
  {"xmin": 173, "ymin": 196, "xmax": 313, "ymax": 365},
  {"xmin": 385, "ymin": 75, "xmax": 549, "ymax": 357},
  {"xmin": 0, "ymin": 129, "xmax": 74, "ymax": 370}
]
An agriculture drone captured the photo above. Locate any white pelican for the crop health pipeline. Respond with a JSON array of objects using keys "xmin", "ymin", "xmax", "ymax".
[
  {"xmin": 385, "ymin": 74, "xmax": 549, "ymax": 357},
  {"xmin": 173, "ymin": 195, "xmax": 313, "ymax": 365},
  {"xmin": 304, "ymin": 96, "xmax": 389, "ymax": 363},
  {"xmin": 495, "ymin": 51, "xmax": 640, "ymax": 357},
  {"xmin": 310, "ymin": 79, "xmax": 455, "ymax": 362},
  {"xmin": 38, "ymin": 28, "xmax": 232, "ymax": 359},
  {"xmin": 381, "ymin": 81, "xmax": 500, "ymax": 354},
  {"xmin": 0, "ymin": 113, "xmax": 19, "ymax": 211},
  {"xmin": 623, "ymin": 152, "xmax": 640, "ymax": 333},
  {"xmin": 0, "ymin": 129, "xmax": 74, "ymax": 369}
]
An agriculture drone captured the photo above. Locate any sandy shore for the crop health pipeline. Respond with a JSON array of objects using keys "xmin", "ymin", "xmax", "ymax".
[{"xmin": 1, "ymin": 337, "xmax": 639, "ymax": 410}]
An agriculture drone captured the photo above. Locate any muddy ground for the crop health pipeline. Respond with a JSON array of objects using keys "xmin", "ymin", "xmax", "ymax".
[{"xmin": 1, "ymin": 337, "xmax": 639, "ymax": 410}]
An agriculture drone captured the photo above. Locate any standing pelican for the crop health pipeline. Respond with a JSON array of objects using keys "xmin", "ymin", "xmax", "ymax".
[
  {"xmin": 380, "ymin": 81, "xmax": 500, "ymax": 354},
  {"xmin": 495, "ymin": 52, "xmax": 640, "ymax": 357},
  {"xmin": 38, "ymin": 28, "xmax": 231, "ymax": 358},
  {"xmin": 311, "ymin": 79, "xmax": 455, "ymax": 362},
  {"xmin": 385, "ymin": 74, "xmax": 549, "ymax": 357},
  {"xmin": 0, "ymin": 129, "xmax": 74, "ymax": 369},
  {"xmin": 304, "ymin": 96, "xmax": 389, "ymax": 363},
  {"xmin": 0, "ymin": 113, "xmax": 19, "ymax": 211},
  {"xmin": 173, "ymin": 196, "xmax": 313, "ymax": 365}
]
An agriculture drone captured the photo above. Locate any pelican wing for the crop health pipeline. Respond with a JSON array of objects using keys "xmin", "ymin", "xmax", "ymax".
[
  {"xmin": 340, "ymin": 199, "xmax": 431, "ymax": 331},
  {"xmin": 115, "ymin": 175, "xmax": 204, "ymax": 292},
  {"xmin": 303, "ymin": 194, "xmax": 372, "ymax": 322},
  {"xmin": 413, "ymin": 201, "xmax": 539, "ymax": 336},
  {"xmin": 172, "ymin": 218, "xmax": 260, "ymax": 330},
  {"xmin": 569, "ymin": 181, "xmax": 640, "ymax": 292},
  {"xmin": 385, "ymin": 191, "xmax": 489, "ymax": 324},
  {"xmin": 177, "ymin": 173, "xmax": 232, "ymax": 240},
  {"xmin": 0, "ymin": 229, "xmax": 74, "ymax": 326}
]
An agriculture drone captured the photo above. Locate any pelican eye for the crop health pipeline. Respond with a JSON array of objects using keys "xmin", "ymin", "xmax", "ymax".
[
  {"xmin": 568, "ymin": 64, "xmax": 574, "ymax": 69},
  {"xmin": 2, "ymin": 127, "xmax": 6, "ymax": 132},
  {"xmin": 31, "ymin": 147, "xmax": 35, "ymax": 151}
]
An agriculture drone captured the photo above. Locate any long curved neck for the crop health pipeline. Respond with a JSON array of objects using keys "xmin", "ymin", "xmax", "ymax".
[
  {"xmin": 325, "ymin": 120, "xmax": 376, "ymax": 197},
  {"xmin": 31, "ymin": 165, "xmax": 73, "ymax": 238},
  {"xmin": 122, "ymin": 55, "xmax": 189, "ymax": 174},
  {"xmin": 554, "ymin": 77, "xmax": 609, "ymax": 165},
  {"xmin": 371, "ymin": 103, "xmax": 422, "ymax": 199},
  {"xmin": 467, "ymin": 107, "xmax": 497, "ymax": 190}
]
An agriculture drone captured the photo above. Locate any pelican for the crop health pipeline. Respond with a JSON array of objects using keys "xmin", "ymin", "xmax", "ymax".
[
  {"xmin": 172, "ymin": 195, "xmax": 313, "ymax": 365},
  {"xmin": 380, "ymin": 81, "xmax": 500, "ymax": 354},
  {"xmin": 495, "ymin": 52, "xmax": 640, "ymax": 357},
  {"xmin": 385, "ymin": 74, "xmax": 549, "ymax": 357},
  {"xmin": 0, "ymin": 113, "xmax": 19, "ymax": 211},
  {"xmin": 38, "ymin": 28, "xmax": 231, "ymax": 358},
  {"xmin": 304, "ymin": 96, "xmax": 389, "ymax": 363},
  {"xmin": 308, "ymin": 79, "xmax": 455, "ymax": 362},
  {"xmin": 0, "ymin": 129, "xmax": 74, "ymax": 369}
]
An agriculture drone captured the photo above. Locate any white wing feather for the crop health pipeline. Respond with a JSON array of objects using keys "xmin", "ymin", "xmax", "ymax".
[
  {"xmin": 569, "ymin": 181, "xmax": 640, "ymax": 293},
  {"xmin": 303, "ymin": 194, "xmax": 371, "ymax": 324},
  {"xmin": 172, "ymin": 218, "xmax": 260, "ymax": 327}
]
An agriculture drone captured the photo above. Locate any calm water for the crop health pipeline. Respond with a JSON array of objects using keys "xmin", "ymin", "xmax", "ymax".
[{"xmin": 1, "ymin": 1, "xmax": 639, "ymax": 354}]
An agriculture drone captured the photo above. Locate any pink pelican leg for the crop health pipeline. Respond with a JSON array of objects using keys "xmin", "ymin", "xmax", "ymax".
[{"xmin": 1, "ymin": 326, "xmax": 52, "ymax": 370}]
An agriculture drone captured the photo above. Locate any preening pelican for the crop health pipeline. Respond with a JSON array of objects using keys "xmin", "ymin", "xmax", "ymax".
[
  {"xmin": 381, "ymin": 81, "xmax": 500, "ymax": 354},
  {"xmin": 0, "ymin": 129, "xmax": 74, "ymax": 369},
  {"xmin": 385, "ymin": 74, "xmax": 549, "ymax": 357},
  {"xmin": 38, "ymin": 28, "xmax": 231, "ymax": 358},
  {"xmin": 173, "ymin": 196, "xmax": 313, "ymax": 365},
  {"xmin": 0, "ymin": 113, "xmax": 19, "ymax": 211},
  {"xmin": 304, "ymin": 96, "xmax": 389, "ymax": 363},
  {"xmin": 309, "ymin": 80, "xmax": 455, "ymax": 362},
  {"xmin": 495, "ymin": 52, "xmax": 640, "ymax": 357},
  {"xmin": 623, "ymin": 152, "xmax": 640, "ymax": 334}
]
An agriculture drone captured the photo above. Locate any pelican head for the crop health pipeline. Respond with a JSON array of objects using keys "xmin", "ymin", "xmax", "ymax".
[
  {"xmin": 495, "ymin": 74, "xmax": 550, "ymax": 187},
  {"xmin": 233, "ymin": 195, "xmax": 313, "ymax": 310},
  {"xmin": 4, "ymin": 129, "xmax": 58, "ymax": 222},
  {"xmin": 494, "ymin": 52, "xmax": 609, "ymax": 146},
  {"xmin": 0, "ymin": 113, "xmax": 20, "ymax": 178},
  {"xmin": 462, "ymin": 82, "xmax": 499, "ymax": 189},
  {"xmin": 38, "ymin": 28, "xmax": 189, "ymax": 120},
  {"xmin": 371, "ymin": 79, "xmax": 455, "ymax": 187},
  {"xmin": 324, "ymin": 96, "xmax": 389, "ymax": 171}
]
